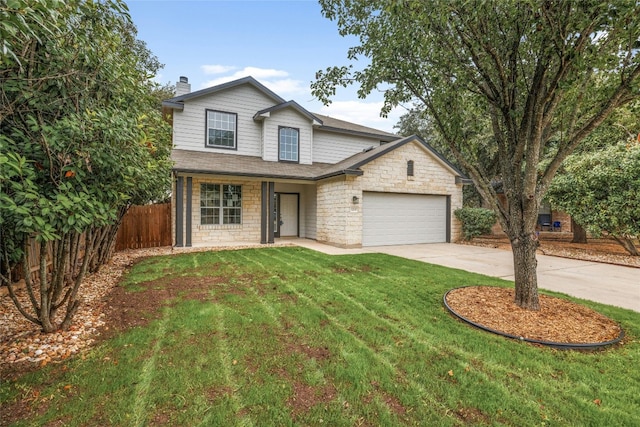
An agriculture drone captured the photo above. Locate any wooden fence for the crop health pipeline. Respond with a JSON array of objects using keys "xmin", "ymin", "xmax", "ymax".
[{"xmin": 115, "ymin": 203, "xmax": 172, "ymax": 251}]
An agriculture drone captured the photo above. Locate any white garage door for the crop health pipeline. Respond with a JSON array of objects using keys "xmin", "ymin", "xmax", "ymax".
[{"xmin": 362, "ymin": 192, "xmax": 448, "ymax": 246}]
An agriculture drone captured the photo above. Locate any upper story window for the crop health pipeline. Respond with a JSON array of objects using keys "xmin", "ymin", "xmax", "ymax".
[
  {"xmin": 206, "ymin": 110, "xmax": 237, "ymax": 149},
  {"xmin": 279, "ymin": 126, "xmax": 299, "ymax": 162}
]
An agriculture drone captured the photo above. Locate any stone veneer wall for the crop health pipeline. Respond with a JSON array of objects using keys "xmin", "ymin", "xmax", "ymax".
[
  {"xmin": 172, "ymin": 175, "xmax": 263, "ymax": 246},
  {"xmin": 358, "ymin": 141, "xmax": 463, "ymax": 242},
  {"xmin": 316, "ymin": 175, "xmax": 362, "ymax": 248}
]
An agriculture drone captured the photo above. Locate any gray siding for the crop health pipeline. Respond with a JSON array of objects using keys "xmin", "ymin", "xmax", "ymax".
[
  {"xmin": 172, "ymin": 85, "xmax": 276, "ymax": 156},
  {"xmin": 262, "ymin": 109, "xmax": 313, "ymax": 164},
  {"xmin": 312, "ymin": 130, "xmax": 383, "ymax": 164}
]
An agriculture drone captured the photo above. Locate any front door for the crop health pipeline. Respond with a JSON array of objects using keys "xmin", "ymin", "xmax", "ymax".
[{"xmin": 276, "ymin": 193, "xmax": 299, "ymax": 237}]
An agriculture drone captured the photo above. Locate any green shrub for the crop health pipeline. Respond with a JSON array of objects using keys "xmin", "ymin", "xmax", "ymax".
[{"xmin": 454, "ymin": 207, "xmax": 497, "ymax": 240}]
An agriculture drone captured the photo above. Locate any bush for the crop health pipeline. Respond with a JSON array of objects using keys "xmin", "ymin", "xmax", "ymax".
[{"xmin": 454, "ymin": 207, "xmax": 497, "ymax": 241}]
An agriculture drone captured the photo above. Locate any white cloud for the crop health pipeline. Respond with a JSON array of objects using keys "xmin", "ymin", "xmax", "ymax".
[
  {"xmin": 201, "ymin": 64, "xmax": 237, "ymax": 75},
  {"xmin": 319, "ymin": 101, "xmax": 405, "ymax": 133},
  {"xmin": 200, "ymin": 66, "xmax": 306, "ymax": 96},
  {"xmin": 260, "ymin": 78, "xmax": 307, "ymax": 96},
  {"xmin": 240, "ymin": 67, "xmax": 289, "ymax": 80}
]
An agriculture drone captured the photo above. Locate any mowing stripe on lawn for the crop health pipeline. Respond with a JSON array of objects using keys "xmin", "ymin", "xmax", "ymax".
[
  {"xmin": 132, "ymin": 309, "xmax": 170, "ymax": 427},
  {"xmin": 179, "ymin": 248, "xmax": 632, "ymax": 424},
  {"xmin": 268, "ymin": 248, "xmax": 629, "ymax": 423},
  {"xmin": 250, "ymin": 249, "xmax": 454, "ymax": 418},
  {"xmin": 274, "ymin": 249, "xmax": 523, "ymax": 371},
  {"xmin": 231, "ymin": 250, "xmax": 350, "ymax": 390},
  {"xmin": 259, "ymin": 249, "xmax": 528, "ymax": 413},
  {"xmin": 203, "ymin": 304, "xmax": 254, "ymax": 427}
]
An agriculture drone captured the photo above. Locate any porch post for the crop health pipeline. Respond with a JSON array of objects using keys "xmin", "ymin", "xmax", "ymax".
[
  {"xmin": 268, "ymin": 182, "xmax": 275, "ymax": 244},
  {"xmin": 175, "ymin": 175, "xmax": 184, "ymax": 247},
  {"xmin": 261, "ymin": 181, "xmax": 268, "ymax": 244},
  {"xmin": 186, "ymin": 177, "xmax": 192, "ymax": 247}
]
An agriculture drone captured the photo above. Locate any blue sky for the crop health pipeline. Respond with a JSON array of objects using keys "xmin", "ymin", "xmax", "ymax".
[{"xmin": 127, "ymin": 0, "xmax": 404, "ymax": 132}]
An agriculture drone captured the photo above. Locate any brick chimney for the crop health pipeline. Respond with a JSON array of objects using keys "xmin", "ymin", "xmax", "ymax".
[{"xmin": 176, "ymin": 76, "xmax": 191, "ymax": 96}]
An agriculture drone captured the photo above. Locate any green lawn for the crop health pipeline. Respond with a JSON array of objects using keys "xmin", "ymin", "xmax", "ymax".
[{"xmin": 2, "ymin": 247, "xmax": 639, "ymax": 426}]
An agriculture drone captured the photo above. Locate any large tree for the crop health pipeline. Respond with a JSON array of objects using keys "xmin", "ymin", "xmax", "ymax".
[
  {"xmin": 312, "ymin": 0, "xmax": 640, "ymax": 310},
  {"xmin": 0, "ymin": 0, "xmax": 172, "ymax": 332}
]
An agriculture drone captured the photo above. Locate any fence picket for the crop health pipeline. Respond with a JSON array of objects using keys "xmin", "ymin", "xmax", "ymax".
[{"xmin": 114, "ymin": 203, "xmax": 172, "ymax": 251}]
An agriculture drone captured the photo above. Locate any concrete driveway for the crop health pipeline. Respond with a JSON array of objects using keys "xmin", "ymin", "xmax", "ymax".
[{"xmin": 291, "ymin": 240, "xmax": 640, "ymax": 312}]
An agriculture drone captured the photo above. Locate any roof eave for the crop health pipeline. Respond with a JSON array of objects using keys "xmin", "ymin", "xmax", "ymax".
[
  {"xmin": 317, "ymin": 125, "xmax": 398, "ymax": 142},
  {"xmin": 173, "ymin": 167, "xmax": 318, "ymax": 181},
  {"xmin": 162, "ymin": 100, "xmax": 184, "ymax": 111},
  {"xmin": 456, "ymin": 177, "xmax": 474, "ymax": 185},
  {"xmin": 164, "ymin": 76, "xmax": 286, "ymax": 106},
  {"xmin": 172, "ymin": 166, "xmax": 362, "ymax": 181},
  {"xmin": 314, "ymin": 169, "xmax": 363, "ymax": 181}
]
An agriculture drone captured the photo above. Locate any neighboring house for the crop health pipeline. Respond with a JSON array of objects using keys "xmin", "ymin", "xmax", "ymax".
[
  {"xmin": 162, "ymin": 76, "xmax": 467, "ymax": 248},
  {"xmin": 489, "ymin": 194, "xmax": 573, "ymax": 234}
]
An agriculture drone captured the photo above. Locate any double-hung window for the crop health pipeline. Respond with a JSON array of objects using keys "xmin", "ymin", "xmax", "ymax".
[
  {"xmin": 279, "ymin": 126, "xmax": 299, "ymax": 162},
  {"xmin": 200, "ymin": 184, "xmax": 242, "ymax": 225},
  {"xmin": 206, "ymin": 110, "xmax": 237, "ymax": 149}
]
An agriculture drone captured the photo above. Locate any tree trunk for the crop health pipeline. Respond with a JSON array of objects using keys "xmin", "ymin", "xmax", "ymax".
[
  {"xmin": 612, "ymin": 235, "xmax": 640, "ymax": 256},
  {"xmin": 37, "ymin": 240, "xmax": 56, "ymax": 333},
  {"xmin": 510, "ymin": 233, "xmax": 540, "ymax": 310},
  {"xmin": 571, "ymin": 219, "xmax": 587, "ymax": 243}
]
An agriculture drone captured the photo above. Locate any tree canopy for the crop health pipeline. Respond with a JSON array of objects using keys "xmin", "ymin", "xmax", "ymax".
[
  {"xmin": 547, "ymin": 140, "xmax": 640, "ymax": 255},
  {"xmin": 312, "ymin": 0, "xmax": 640, "ymax": 309},
  {"xmin": 0, "ymin": 0, "xmax": 172, "ymax": 331}
]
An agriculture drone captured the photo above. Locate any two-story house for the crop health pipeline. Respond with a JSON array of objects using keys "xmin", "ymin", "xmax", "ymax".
[{"xmin": 162, "ymin": 76, "xmax": 466, "ymax": 248}]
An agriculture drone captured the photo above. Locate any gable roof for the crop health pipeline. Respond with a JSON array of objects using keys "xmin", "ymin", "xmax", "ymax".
[
  {"xmin": 172, "ymin": 135, "xmax": 467, "ymax": 181},
  {"xmin": 254, "ymin": 101, "xmax": 322, "ymax": 125},
  {"xmin": 162, "ymin": 76, "xmax": 398, "ymax": 141},
  {"xmin": 325, "ymin": 134, "xmax": 466, "ymax": 178},
  {"xmin": 162, "ymin": 76, "xmax": 285, "ymax": 111},
  {"xmin": 313, "ymin": 114, "xmax": 398, "ymax": 142}
]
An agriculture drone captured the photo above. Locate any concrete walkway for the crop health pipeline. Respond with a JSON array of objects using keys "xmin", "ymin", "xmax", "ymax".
[{"xmin": 289, "ymin": 239, "xmax": 640, "ymax": 313}]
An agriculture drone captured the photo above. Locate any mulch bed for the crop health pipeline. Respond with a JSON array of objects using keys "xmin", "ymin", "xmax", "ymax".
[{"xmin": 445, "ymin": 286, "xmax": 623, "ymax": 345}]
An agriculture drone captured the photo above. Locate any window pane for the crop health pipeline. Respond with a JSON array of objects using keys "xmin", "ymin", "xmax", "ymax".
[
  {"xmin": 279, "ymin": 127, "xmax": 299, "ymax": 161},
  {"xmin": 223, "ymin": 208, "xmax": 242, "ymax": 224},
  {"xmin": 201, "ymin": 184, "xmax": 221, "ymax": 224},
  {"xmin": 200, "ymin": 184, "xmax": 220, "ymax": 207},
  {"xmin": 222, "ymin": 185, "xmax": 242, "ymax": 224},
  {"xmin": 207, "ymin": 111, "xmax": 236, "ymax": 148},
  {"xmin": 201, "ymin": 208, "xmax": 216, "ymax": 225}
]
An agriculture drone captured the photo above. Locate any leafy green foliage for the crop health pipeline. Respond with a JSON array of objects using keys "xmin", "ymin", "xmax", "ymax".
[
  {"xmin": 0, "ymin": 0, "xmax": 172, "ymax": 331},
  {"xmin": 313, "ymin": 0, "xmax": 640, "ymax": 309},
  {"xmin": 454, "ymin": 207, "xmax": 497, "ymax": 241},
  {"xmin": 547, "ymin": 142, "xmax": 640, "ymax": 255}
]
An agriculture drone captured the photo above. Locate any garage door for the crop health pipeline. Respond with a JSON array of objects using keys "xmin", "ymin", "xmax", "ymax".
[{"xmin": 362, "ymin": 192, "xmax": 448, "ymax": 246}]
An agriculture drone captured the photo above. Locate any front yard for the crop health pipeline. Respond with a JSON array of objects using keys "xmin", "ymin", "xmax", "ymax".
[{"xmin": 1, "ymin": 247, "xmax": 639, "ymax": 426}]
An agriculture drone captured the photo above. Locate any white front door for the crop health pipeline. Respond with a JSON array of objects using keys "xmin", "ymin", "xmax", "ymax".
[{"xmin": 278, "ymin": 194, "xmax": 298, "ymax": 237}]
